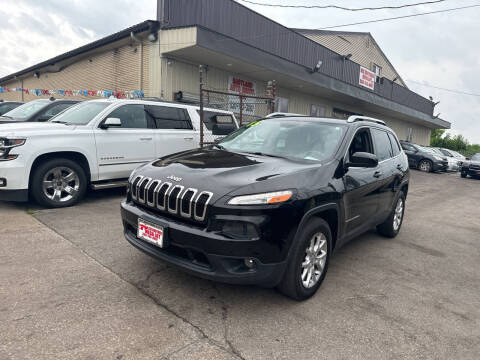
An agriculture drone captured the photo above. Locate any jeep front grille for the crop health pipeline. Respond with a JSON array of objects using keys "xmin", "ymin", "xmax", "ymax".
[{"xmin": 130, "ymin": 176, "xmax": 213, "ymax": 222}]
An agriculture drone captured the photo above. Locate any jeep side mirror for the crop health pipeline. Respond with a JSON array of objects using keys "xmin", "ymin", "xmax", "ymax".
[
  {"xmin": 347, "ymin": 152, "xmax": 378, "ymax": 168},
  {"xmin": 101, "ymin": 117, "xmax": 121, "ymax": 129}
]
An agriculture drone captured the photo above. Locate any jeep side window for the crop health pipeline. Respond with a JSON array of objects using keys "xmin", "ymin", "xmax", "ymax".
[
  {"xmin": 107, "ymin": 105, "xmax": 150, "ymax": 129},
  {"xmin": 372, "ymin": 128, "xmax": 393, "ymax": 161},
  {"xmin": 146, "ymin": 105, "xmax": 193, "ymax": 130},
  {"xmin": 348, "ymin": 128, "xmax": 374, "ymax": 160}
]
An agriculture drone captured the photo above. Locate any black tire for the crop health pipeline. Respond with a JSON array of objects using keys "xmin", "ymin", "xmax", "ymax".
[
  {"xmin": 277, "ymin": 218, "xmax": 332, "ymax": 301},
  {"xmin": 418, "ymin": 159, "xmax": 433, "ymax": 172},
  {"xmin": 377, "ymin": 191, "xmax": 406, "ymax": 238},
  {"xmin": 460, "ymin": 172, "xmax": 467, "ymax": 178},
  {"xmin": 31, "ymin": 158, "xmax": 87, "ymax": 208}
]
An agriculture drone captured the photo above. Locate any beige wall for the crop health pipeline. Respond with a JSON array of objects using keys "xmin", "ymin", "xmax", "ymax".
[
  {"xmin": 1, "ymin": 37, "xmax": 150, "ymax": 102},
  {"xmin": 154, "ymin": 55, "xmax": 430, "ymax": 145},
  {"xmin": 299, "ymin": 31, "xmax": 406, "ymax": 87}
]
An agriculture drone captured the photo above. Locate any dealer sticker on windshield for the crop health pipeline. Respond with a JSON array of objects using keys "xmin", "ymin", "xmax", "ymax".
[{"xmin": 137, "ymin": 219, "xmax": 164, "ymax": 248}]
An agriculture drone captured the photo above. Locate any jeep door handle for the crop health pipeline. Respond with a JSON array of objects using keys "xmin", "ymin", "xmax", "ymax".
[
  {"xmin": 184, "ymin": 137, "xmax": 194, "ymax": 141},
  {"xmin": 373, "ymin": 171, "xmax": 382, "ymax": 178},
  {"xmin": 140, "ymin": 137, "xmax": 152, "ymax": 141}
]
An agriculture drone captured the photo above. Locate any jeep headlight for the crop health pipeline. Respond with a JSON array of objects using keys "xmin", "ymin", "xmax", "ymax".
[
  {"xmin": 0, "ymin": 138, "xmax": 26, "ymax": 160},
  {"xmin": 228, "ymin": 190, "xmax": 293, "ymax": 205}
]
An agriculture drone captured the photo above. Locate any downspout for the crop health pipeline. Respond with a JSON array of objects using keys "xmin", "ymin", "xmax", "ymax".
[{"xmin": 130, "ymin": 32, "xmax": 143, "ymax": 91}]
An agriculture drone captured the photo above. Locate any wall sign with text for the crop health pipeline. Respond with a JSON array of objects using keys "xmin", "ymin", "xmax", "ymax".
[
  {"xmin": 359, "ymin": 66, "xmax": 375, "ymax": 91},
  {"xmin": 228, "ymin": 76, "xmax": 257, "ymax": 115}
]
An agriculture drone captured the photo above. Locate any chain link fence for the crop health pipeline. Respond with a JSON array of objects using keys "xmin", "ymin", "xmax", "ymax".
[{"xmin": 199, "ymin": 88, "xmax": 274, "ymax": 146}]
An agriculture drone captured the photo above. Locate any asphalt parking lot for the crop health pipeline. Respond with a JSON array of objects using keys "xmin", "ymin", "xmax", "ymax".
[{"xmin": 1, "ymin": 170, "xmax": 479, "ymax": 359}]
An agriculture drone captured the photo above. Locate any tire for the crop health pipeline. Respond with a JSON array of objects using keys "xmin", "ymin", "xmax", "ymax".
[
  {"xmin": 418, "ymin": 159, "xmax": 433, "ymax": 173},
  {"xmin": 377, "ymin": 191, "xmax": 406, "ymax": 238},
  {"xmin": 460, "ymin": 172, "xmax": 467, "ymax": 178},
  {"xmin": 31, "ymin": 158, "xmax": 87, "ymax": 208},
  {"xmin": 277, "ymin": 218, "xmax": 332, "ymax": 301}
]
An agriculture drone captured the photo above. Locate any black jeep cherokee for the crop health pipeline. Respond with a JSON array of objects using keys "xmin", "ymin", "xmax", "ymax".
[{"xmin": 121, "ymin": 115, "xmax": 409, "ymax": 300}]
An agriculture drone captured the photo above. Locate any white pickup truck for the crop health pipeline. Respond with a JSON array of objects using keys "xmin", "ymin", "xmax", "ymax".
[{"xmin": 0, "ymin": 99, "xmax": 238, "ymax": 207}]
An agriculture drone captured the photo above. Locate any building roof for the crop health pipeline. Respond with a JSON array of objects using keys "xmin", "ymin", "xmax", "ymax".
[
  {"xmin": 0, "ymin": 20, "xmax": 159, "ymax": 84},
  {"xmin": 293, "ymin": 28, "xmax": 407, "ymax": 87}
]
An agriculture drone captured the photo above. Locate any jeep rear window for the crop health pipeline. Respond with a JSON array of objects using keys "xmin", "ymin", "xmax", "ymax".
[{"xmin": 220, "ymin": 119, "xmax": 346, "ymax": 162}]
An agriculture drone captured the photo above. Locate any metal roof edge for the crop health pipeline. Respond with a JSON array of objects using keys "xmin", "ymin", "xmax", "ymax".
[{"xmin": 0, "ymin": 20, "xmax": 159, "ymax": 84}]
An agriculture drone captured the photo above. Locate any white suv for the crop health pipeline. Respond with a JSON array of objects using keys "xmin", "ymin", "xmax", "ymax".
[{"xmin": 0, "ymin": 99, "xmax": 238, "ymax": 207}]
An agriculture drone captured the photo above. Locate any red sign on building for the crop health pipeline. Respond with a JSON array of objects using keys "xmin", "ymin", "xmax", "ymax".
[{"xmin": 359, "ymin": 66, "xmax": 375, "ymax": 90}]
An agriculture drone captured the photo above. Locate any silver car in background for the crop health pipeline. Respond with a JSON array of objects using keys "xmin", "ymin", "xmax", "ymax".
[{"xmin": 432, "ymin": 147, "xmax": 462, "ymax": 171}]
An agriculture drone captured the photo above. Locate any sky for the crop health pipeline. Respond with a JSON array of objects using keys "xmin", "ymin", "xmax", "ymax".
[{"xmin": 1, "ymin": 0, "xmax": 479, "ymax": 143}]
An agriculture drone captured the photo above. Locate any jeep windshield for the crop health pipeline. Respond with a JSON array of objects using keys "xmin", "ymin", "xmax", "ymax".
[
  {"xmin": 219, "ymin": 119, "xmax": 346, "ymax": 162},
  {"xmin": 2, "ymin": 99, "xmax": 49, "ymax": 120},
  {"xmin": 49, "ymin": 101, "xmax": 110, "ymax": 125}
]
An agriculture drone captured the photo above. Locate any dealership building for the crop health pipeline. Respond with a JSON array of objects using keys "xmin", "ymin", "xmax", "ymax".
[{"xmin": 0, "ymin": 0, "xmax": 450, "ymax": 145}]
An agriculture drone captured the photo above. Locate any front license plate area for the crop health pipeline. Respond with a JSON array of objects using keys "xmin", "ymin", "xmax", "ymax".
[{"xmin": 137, "ymin": 219, "xmax": 165, "ymax": 248}]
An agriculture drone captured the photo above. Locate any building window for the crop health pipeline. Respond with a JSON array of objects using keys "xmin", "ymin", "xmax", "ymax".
[
  {"xmin": 310, "ymin": 105, "xmax": 326, "ymax": 117},
  {"xmin": 373, "ymin": 64, "xmax": 382, "ymax": 83},
  {"xmin": 275, "ymin": 97, "xmax": 289, "ymax": 112}
]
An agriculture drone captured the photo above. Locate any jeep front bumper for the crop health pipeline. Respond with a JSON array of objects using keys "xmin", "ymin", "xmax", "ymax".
[{"xmin": 121, "ymin": 201, "xmax": 287, "ymax": 286}]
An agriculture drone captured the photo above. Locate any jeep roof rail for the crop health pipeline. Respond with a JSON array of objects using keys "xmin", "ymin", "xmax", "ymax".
[{"xmin": 347, "ymin": 115, "xmax": 386, "ymax": 125}]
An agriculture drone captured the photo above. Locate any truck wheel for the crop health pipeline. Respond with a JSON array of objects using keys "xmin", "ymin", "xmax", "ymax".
[
  {"xmin": 418, "ymin": 159, "xmax": 433, "ymax": 172},
  {"xmin": 31, "ymin": 158, "xmax": 87, "ymax": 208},
  {"xmin": 277, "ymin": 218, "xmax": 332, "ymax": 301},
  {"xmin": 377, "ymin": 191, "xmax": 405, "ymax": 238}
]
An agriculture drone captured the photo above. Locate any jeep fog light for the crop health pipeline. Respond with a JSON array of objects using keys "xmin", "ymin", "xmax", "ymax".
[
  {"xmin": 244, "ymin": 258, "xmax": 255, "ymax": 269},
  {"xmin": 221, "ymin": 221, "xmax": 258, "ymax": 240}
]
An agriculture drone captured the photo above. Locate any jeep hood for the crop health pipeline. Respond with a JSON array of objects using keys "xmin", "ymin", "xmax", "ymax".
[
  {"xmin": 133, "ymin": 148, "xmax": 324, "ymax": 202},
  {"xmin": 0, "ymin": 122, "xmax": 76, "ymax": 137}
]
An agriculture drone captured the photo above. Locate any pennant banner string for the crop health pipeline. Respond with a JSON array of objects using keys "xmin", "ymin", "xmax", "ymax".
[{"xmin": 0, "ymin": 87, "xmax": 144, "ymax": 99}]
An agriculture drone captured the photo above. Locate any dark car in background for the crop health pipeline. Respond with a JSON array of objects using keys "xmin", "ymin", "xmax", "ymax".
[
  {"xmin": 0, "ymin": 101, "xmax": 23, "ymax": 116},
  {"xmin": 0, "ymin": 98, "xmax": 80, "ymax": 124},
  {"xmin": 400, "ymin": 141, "xmax": 448, "ymax": 172},
  {"xmin": 460, "ymin": 153, "xmax": 480, "ymax": 179}
]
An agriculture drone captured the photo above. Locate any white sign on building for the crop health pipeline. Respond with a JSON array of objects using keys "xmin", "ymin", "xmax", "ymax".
[
  {"xmin": 359, "ymin": 66, "xmax": 375, "ymax": 90},
  {"xmin": 228, "ymin": 76, "xmax": 257, "ymax": 115}
]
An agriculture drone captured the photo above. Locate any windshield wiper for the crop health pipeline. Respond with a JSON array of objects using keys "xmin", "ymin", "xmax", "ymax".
[
  {"xmin": 50, "ymin": 120, "xmax": 68, "ymax": 124},
  {"xmin": 212, "ymin": 143, "xmax": 225, "ymax": 150},
  {"xmin": 244, "ymin": 151, "xmax": 287, "ymax": 159}
]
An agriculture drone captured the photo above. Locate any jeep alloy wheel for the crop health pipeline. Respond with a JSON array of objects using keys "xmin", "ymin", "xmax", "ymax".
[{"xmin": 301, "ymin": 232, "xmax": 328, "ymax": 288}]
